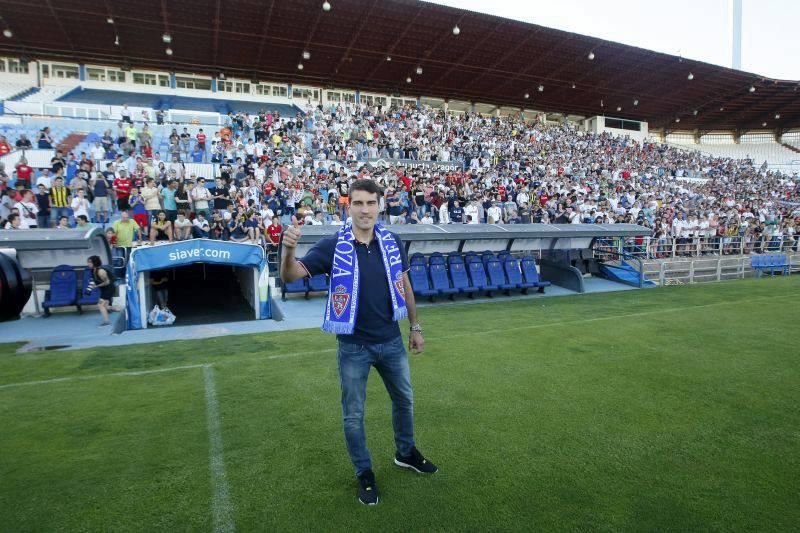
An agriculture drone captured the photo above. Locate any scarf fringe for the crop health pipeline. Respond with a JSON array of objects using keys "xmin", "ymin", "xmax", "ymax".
[
  {"xmin": 393, "ymin": 306, "xmax": 408, "ymax": 322},
  {"xmin": 322, "ymin": 320, "xmax": 355, "ymax": 335}
]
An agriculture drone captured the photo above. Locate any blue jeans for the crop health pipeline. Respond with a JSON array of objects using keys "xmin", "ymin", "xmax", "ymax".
[{"xmin": 337, "ymin": 336, "xmax": 415, "ymax": 476}]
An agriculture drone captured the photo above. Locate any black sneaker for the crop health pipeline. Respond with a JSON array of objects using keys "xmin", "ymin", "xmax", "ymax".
[
  {"xmin": 394, "ymin": 447, "xmax": 438, "ymax": 474},
  {"xmin": 357, "ymin": 469, "xmax": 379, "ymax": 505}
]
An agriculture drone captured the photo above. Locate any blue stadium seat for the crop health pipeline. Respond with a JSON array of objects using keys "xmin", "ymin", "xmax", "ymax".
[
  {"xmin": 77, "ymin": 268, "xmax": 100, "ymax": 306},
  {"xmin": 498, "ymin": 250, "xmax": 512, "ymax": 261},
  {"xmin": 448, "ymin": 259, "xmax": 478, "ymax": 297},
  {"xmin": 504, "ymin": 258, "xmax": 536, "ymax": 293},
  {"xmin": 486, "ymin": 259, "xmax": 516, "ymax": 294},
  {"xmin": 429, "ymin": 252, "xmax": 445, "ymax": 265},
  {"xmin": 42, "ymin": 265, "xmax": 79, "ymax": 316},
  {"xmin": 307, "ymin": 274, "xmax": 329, "ymax": 294},
  {"xmin": 281, "ymin": 277, "xmax": 308, "ymax": 301},
  {"xmin": 463, "ymin": 251, "xmax": 479, "ymax": 262},
  {"xmin": 410, "ymin": 253, "xmax": 426, "ymax": 265},
  {"xmin": 481, "ymin": 250, "xmax": 497, "ymax": 264},
  {"xmin": 467, "ymin": 260, "xmax": 497, "ymax": 296},
  {"xmin": 409, "ymin": 264, "xmax": 437, "ymax": 300},
  {"xmin": 429, "ymin": 263, "xmax": 458, "ymax": 299},
  {"xmin": 521, "ymin": 256, "xmax": 551, "ymax": 292}
]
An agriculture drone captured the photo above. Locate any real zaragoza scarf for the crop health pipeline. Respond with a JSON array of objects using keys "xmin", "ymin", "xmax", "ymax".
[{"xmin": 322, "ymin": 223, "xmax": 407, "ymax": 335}]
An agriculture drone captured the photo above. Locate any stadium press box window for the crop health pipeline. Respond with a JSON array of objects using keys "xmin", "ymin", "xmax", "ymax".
[
  {"xmin": 87, "ymin": 67, "xmax": 126, "ymax": 83},
  {"xmin": 175, "ymin": 76, "xmax": 212, "ymax": 91},
  {"xmin": 218, "ymin": 81, "xmax": 251, "ymax": 94},
  {"xmin": 132, "ymin": 73, "xmax": 171, "ymax": 87}
]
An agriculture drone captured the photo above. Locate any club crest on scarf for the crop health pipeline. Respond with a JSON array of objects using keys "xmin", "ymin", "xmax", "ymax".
[
  {"xmin": 322, "ymin": 223, "xmax": 408, "ymax": 335},
  {"xmin": 331, "ymin": 285, "xmax": 350, "ymax": 318}
]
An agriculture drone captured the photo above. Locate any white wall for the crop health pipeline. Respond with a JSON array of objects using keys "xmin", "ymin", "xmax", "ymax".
[{"xmin": 584, "ymin": 115, "xmax": 650, "ymax": 142}]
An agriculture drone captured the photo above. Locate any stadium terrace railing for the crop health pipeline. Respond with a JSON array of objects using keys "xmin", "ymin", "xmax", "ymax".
[
  {"xmin": 594, "ymin": 237, "xmax": 799, "ymax": 286},
  {"xmin": 594, "ymin": 235, "xmax": 800, "ymax": 260}
]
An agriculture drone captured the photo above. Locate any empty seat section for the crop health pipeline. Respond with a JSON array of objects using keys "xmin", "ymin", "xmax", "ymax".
[
  {"xmin": 485, "ymin": 259, "xmax": 516, "ymax": 294},
  {"xmin": 307, "ymin": 274, "xmax": 329, "ymax": 293},
  {"xmin": 281, "ymin": 277, "xmax": 307, "ymax": 300},
  {"xmin": 409, "ymin": 264, "xmax": 437, "ymax": 298},
  {"xmin": 467, "ymin": 260, "xmax": 497, "ymax": 295},
  {"xmin": 429, "ymin": 263, "xmax": 458, "ymax": 298},
  {"xmin": 521, "ymin": 256, "xmax": 551, "ymax": 291},
  {"xmin": 448, "ymin": 260, "xmax": 478, "ymax": 296},
  {"xmin": 504, "ymin": 258, "xmax": 536, "ymax": 293}
]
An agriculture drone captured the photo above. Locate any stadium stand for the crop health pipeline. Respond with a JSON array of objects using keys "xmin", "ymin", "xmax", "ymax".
[
  {"xmin": 666, "ymin": 142, "xmax": 800, "ymax": 167},
  {"xmin": 55, "ymin": 87, "xmax": 302, "ymax": 116}
]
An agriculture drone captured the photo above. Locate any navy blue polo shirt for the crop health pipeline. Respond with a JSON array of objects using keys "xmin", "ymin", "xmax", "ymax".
[{"xmin": 298, "ymin": 232, "xmax": 409, "ymax": 344}]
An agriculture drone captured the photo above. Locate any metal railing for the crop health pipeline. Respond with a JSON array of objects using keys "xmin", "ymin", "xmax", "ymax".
[{"xmin": 594, "ymin": 235, "xmax": 800, "ymax": 260}]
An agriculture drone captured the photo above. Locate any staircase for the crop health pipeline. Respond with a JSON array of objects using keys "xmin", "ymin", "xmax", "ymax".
[
  {"xmin": 8, "ymin": 87, "xmax": 39, "ymax": 101},
  {"xmin": 56, "ymin": 132, "xmax": 87, "ymax": 154},
  {"xmin": 780, "ymin": 142, "xmax": 800, "ymax": 154},
  {"xmin": 599, "ymin": 259, "xmax": 656, "ymax": 288}
]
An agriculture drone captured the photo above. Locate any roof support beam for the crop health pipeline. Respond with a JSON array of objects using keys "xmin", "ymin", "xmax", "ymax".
[
  {"xmin": 361, "ymin": 5, "xmax": 425, "ymax": 84},
  {"xmin": 43, "ymin": 0, "xmax": 74, "ymax": 51},
  {"xmin": 253, "ymin": 0, "xmax": 276, "ymax": 70},
  {"xmin": 426, "ymin": 21, "xmax": 505, "ymax": 91},
  {"xmin": 331, "ymin": 0, "xmax": 378, "ymax": 76},
  {"xmin": 491, "ymin": 35, "xmax": 574, "ymax": 95},
  {"xmin": 459, "ymin": 29, "xmax": 542, "ymax": 92},
  {"xmin": 211, "ymin": 0, "xmax": 221, "ymax": 66}
]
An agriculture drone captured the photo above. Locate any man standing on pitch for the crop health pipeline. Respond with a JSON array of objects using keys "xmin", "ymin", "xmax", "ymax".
[{"xmin": 281, "ymin": 179, "xmax": 437, "ymax": 506}]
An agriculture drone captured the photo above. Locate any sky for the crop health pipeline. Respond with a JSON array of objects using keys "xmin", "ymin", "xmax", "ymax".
[{"xmin": 428, "ymin": 0, "xmax": 800, "ymax": 81}]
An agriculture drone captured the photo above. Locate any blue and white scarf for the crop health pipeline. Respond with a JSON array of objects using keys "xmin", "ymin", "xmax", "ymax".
[{"xmin": 322, "ymin": 223, "xmax": 407, "ymax": 335}]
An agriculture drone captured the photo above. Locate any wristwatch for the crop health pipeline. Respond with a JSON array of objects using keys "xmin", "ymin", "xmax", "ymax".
[{"xmin": 409, "ymin": 323, "xmax": 423, "ymax": 333}]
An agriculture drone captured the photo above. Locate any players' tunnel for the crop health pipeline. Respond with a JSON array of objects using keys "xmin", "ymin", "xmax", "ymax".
[{"xmin": 125, "ymin": 240, "xmax": 271, "ymax": 329}]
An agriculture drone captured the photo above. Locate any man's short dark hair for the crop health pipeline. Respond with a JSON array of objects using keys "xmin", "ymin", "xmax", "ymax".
[{"xmin": 350, "ymin": 179, "xmax": 383, "ymax": 198}]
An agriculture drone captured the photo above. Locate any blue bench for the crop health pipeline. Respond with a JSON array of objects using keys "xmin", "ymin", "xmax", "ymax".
[
  {"xmin": 752, "ymin": 254, "xmax": 789, "ymax": 277},
  {"xmin": 521, "ymin": 256, "xmax": 551, "ymax": 292},
  {"xmin": 429, "ymin": 263, "xmax": 459, "ymax": 300},
  {"xmin": 503, "ymin": 258, "xmax": 537, "ymax": 294},
  {"xmin": 448, "ymin": 258, "xmax": 479, "ymax": 297},
  {"xmin": 307, "ymin": 274, "xmax": 330, "ymax": 295},
  {"xmin": 409, "ymin": 264, "xmax": 437, "ymax": 300},
  {"xmin": 466, "ymin": 257, "xmax": 498, "ymax": 297},
  {"xmin": 281, "ymin": 277, "xmax": 308, "ymax": 301},
  {"xmin": 486, "ymin": 258, "xmax": 517, "ymax": 295},
  {"xmin": 42, "ymin": 265, "xmax": 80, "ymax": 316}
]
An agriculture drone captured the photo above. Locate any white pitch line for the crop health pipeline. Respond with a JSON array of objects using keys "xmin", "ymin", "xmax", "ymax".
[
  {"xmin": 203, "ymin": 365, "xmax": 236, "ymax": 533},
  {"xmin": 0, "ymin": 363, "xmax": 209, "ymax": 391},
  {"xmin": 427, "ymin": 292, "xmax": 799, "ymax": 341}
]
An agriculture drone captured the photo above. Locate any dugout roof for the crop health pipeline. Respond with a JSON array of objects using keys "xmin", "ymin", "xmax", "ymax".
[{"xmin": 0, "ymin": 0, "xmax": 798, "ymax": 132}]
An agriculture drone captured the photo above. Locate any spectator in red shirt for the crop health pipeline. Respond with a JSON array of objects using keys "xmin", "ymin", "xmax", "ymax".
[
  {"xmin": 399, "ymin": 173, "xmax": 411, "ymax": 192},
  {"xmin": 266, "ymin": 216, "xmax": 282, "ymax": 251},
  {"xmin": 113, "ymin": 170, "xmax": 133, "ymax": 211},
  {"xmin": 0, "ymin": 136, "xmax": 11, "ymax": 156},
  {"xmin": 196, "ymin": 129, "xmax": 207, "ymax": 162},
  {"xmin": 15, "ymin": 159, "xmax": 33, "ymax": 189}
]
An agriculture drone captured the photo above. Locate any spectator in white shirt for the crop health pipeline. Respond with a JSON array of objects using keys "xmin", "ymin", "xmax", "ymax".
[
  {"xmin": 15, "ymin": 190, "xmax": 39, "ymax": 229},
  {"xmin": 35, "ymin": 169, "xmax": 52, "ymax": 190},
  {"xmin": 70, "ymin": 189, "xmax": 91, "ymax": 222}
]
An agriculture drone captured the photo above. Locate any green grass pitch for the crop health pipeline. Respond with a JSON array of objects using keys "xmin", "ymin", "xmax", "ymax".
[{"xmin": 1, "ymin": 277, "xmax": 799, "ymax": 531}]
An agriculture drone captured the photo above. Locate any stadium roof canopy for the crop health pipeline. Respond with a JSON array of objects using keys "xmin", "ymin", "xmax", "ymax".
[{"xmin": 1, "ymin": 0, "xmax": 798, "ymax": 132}]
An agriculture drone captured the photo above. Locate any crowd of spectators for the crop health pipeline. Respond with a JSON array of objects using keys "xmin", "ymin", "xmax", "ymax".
[{"xmin": 0, "ymin": 102, "xmax": 798, "ymax": 256}]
